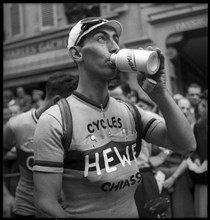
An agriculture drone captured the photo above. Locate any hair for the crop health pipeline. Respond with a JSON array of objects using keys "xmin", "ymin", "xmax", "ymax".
[
  {"xmin": 45, "ymin": 72, "xmax": 78, "ymax": 99},
  {"xmin": 185, "ymin": 82, "xmax": 202, "ymax": 94},
  {"xmin": 108, "ymin": 79, "xmax": 131, "ymax": 97},
  {"xmin": 130, "ymin": 89, "xmax": 140, "ymax": 102}
]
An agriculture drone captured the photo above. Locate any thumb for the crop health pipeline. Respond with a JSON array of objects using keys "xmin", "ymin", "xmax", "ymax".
[{"xmin": 136, "ymin": 72, "xmax": 146, "ymax": 87}]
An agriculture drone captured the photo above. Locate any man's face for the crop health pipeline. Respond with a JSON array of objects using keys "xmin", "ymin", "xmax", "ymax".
[
  {"xmin": 80, "ymin": 25, "xmax": 120, "ymax": 80},
  {"xmin": 187, "ymin": 87, "xmax": 201, "ymax": 106},
  {"xmin": 109, "ymin": 87, "xmax": 126, "ymax": 101},
  {"xmin": 177, "ymin": 98, "xmax": 191, "ymax": 116},
  {"xmin": 198, "ymin": 99, "xmax": 208, "ymax": 119}
]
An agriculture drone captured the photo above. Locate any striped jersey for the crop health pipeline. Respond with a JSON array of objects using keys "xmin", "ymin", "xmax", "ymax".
[
  {"xmin": 4, "ymin": 109, "xmax": 38, "ymax": 216},
  {"xmin": 33, "ymin": 91, "xmax": 162, "ymax": 218}
]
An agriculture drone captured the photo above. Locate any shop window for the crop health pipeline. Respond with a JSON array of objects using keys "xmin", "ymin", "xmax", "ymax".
[
  {"xmin": 100, "ymin": 3, "xmax": 128, "ymax": 16},
  {"xmin": 64, "ymin": 3, "xmax": 100, "ymax": 24},
  {"xmin": 39, "ymin": 3, "xmax": 57, "ymax": 30},
  {"xmin": 64, "ymin": 3, "xmax": 127, "ymax": 24},
  {"xmin": 9, "ymin": 4, "xmax": 23, "ymax": 38},
  {"xmin": 166, "ymin": 28, "xmax": 207, "ymax": 94}
]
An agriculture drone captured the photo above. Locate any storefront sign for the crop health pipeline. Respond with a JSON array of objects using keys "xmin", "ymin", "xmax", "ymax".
[
  {"xmin": 175, "ymin": 16, "xmax": 207, "ymax": 32},
  {"xmin": 4, "ymin": 36, "xmax": 67, "ymax": 60}
]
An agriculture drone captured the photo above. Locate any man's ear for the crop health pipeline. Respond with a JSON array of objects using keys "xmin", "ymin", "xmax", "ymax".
[
  {"xmin": 53, "ymin": 95, "xmax": 61, "ymax": 104},
  {"xmin": 69, "ymin": 46, "xmax": 83, "ymax": 63}
]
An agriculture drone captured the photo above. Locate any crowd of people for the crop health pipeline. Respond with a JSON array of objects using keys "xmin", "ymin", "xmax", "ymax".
[
  {"xmin": 108, "ymin": 80, "xmax": 207, "ymax": 218},
  {"xmin": 3, "ymin": 16, "xmax": 207, "ymax": 218}
]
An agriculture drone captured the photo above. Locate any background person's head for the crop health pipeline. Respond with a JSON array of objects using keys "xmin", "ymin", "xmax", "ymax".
[
  {"xmin": 32, "ymin": 90, "xmax": 44, "ymax": 102},
  {"xmin": 127, "ymin": 89, "xmax": 140, "ymax": 104},
  {"xmin": 197, "ymin": 94, "xmax": 208, "ymax": 121},
  {"xmin": 8, "ymin": 104, "xmax": 22, "ymax": 118},
  {"xmin": 173, "ymin": 93, "xmax": 183, "ymax": 104},
  {"xmin": 177, "ymin": 97, "xmax": 191, "ymax": 117},
  {"xmin": 44, "ymin": 72, "xmax": 78, "ymax": 106},
  {"xmin": 16, "ymin": 87, "xmax": 26, "ymax": 98},
  {"xmin": 185, "ymin": 83, "xmax": 202, "ymax": 108},
  {"xmin": 108, "ymin": 79, "xmax": 131, "ymax": 101}
]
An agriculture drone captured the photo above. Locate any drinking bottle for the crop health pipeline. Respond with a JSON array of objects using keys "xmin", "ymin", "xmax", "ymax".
[{"xmin": 110, "ymin": 49, "xmax": 160, "ymax": 75}]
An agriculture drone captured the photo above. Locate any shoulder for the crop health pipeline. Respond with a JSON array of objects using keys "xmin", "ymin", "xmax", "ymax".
[
  {"xmin": 38, "ymin": 103, "xmax": 62, "ymax": 129},
  {"xmin": 9, "ymin": 110, "xmax": 33, "ymax": 128}
]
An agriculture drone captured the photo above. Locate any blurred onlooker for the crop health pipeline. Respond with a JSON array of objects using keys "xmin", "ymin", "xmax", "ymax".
[
  {"xmin": 176, "ymin": 97, "xmax": 195, "ymax": 127},
  {"xmin": 152, "ymin": 95, "xmax": 195, "ymax": 218},
  {"xmin": 137, "ymin": 97, "xmax": 156, "ymax": 112},
  {"xmin": 15, "ymin": 87, "xmax": 32, "ymax": 112},
  {"xmin": 185, "ymin": 83, "xmax": 202, "ymax": 122},
  {"xmin": 188, "ymin": 93, "xmax": 208, "ymax": 217},
  {"xmin": 8, "ymin": 104, "xmax": 22, "ymax": 118},
  {"xmin": 32, "ymin": 89, "xmax": 44, "ymax": 109},
  {"xmin": 127, "ymin": 89, "xmax": 140, "ymax": 104},
  {"xmin": 173, "ymin": 93, "xmax": 183, "ymax": 104},
  {"xmin": 3, "ymin": 103, "xmax": 22, "ymax": 204},
  {"xmin": 3, "ymin": 107, "xmax": 11, "ymax": 125},
  {"xmin": 108, "ymin": 79, "xmax": 131, "ymax": 101},
  {"xmin": 3, "ymin": 72, "xmax": 79, "ymax": 218},
  {"xmin": 4, "ymin": 89, "xmax": 15, "ymax": 108}
]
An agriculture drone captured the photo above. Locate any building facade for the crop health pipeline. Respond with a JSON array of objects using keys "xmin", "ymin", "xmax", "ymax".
[{"xmin": 3, "ymin": 3, "xmax": 208, "ymax": 98}]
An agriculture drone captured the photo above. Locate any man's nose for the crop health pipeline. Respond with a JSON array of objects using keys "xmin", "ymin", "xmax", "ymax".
[{"xmin": 109, "ymin": 39, "xmax": 120, "ymax": 54}]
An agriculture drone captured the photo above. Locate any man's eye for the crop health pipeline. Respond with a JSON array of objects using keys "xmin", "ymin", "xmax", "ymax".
[{"xmin": 98, "ymin": 36, "xmax": 105, "ymax": 43}]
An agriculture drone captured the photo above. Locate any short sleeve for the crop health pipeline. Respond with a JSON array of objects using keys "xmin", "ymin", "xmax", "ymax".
[
  {"xmin": 33, "ymin": 105, "xmax": 65, "ymax": 173},
  {"xmin": 136, "ymin": 106, "xmax": 165, "ymax": 141}
]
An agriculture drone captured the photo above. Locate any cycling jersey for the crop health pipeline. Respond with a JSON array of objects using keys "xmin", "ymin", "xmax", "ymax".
[
  {"xmin": 4, "ymin": 109, "xmax": 37, "ymax": 216},
  {"xmin": 33, "ymin": 91, "xmax": 162, "ymax": 218}
]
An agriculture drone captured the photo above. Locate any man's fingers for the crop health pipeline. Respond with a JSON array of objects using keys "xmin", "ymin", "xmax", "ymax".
[{"xmin": 145, "ymin": 46, "xmax": 154, "ymax": 51}]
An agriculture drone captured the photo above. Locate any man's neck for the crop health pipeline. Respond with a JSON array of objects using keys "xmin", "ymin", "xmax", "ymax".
[
  {"xmin": 35, "ymin": 102, "xmax": 48, "ymax": 120},
  {"xmin": 76, "ymin": 80, "xmax": 109, "ymax": 105}
]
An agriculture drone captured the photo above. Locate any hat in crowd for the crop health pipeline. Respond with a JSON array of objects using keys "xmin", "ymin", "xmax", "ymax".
[
  {"xmin": 67, "ymin": 17, "xmax": 122, "ymax": 50},
  {"xmin": 32, "ymin": 89, "xmax": 44, "ymax": 97}
]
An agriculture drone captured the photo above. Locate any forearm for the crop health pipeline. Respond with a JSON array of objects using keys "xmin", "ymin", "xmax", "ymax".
[
  {"xmin": 35, "ymin": 197, "xmax": 68, "ymax": 218},
  {"xmin": 171, "ymin": 159, "xmax": 188, "ymax": 180},
  {"xmin": 150, "ymin": 90, "xmax": 196, "ymax": 155}
]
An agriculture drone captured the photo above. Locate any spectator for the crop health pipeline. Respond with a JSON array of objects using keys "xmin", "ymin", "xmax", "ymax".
[
  {"xmin": 173, "ymin": 93, "xmax": 183, "ymax": 104},
  {"xmin": 3, "ymin": 103, "xmax": 22, "ymax": 216},
  {"xmin": 137, "ymin": 97, "xmax": 156, "ymax": 112},
  {"xmin": 33, "ymin": 17, "xmax": 196, "ymax": 218},
  {"xmin": 3, "ymin": 107, "xmax": 11, "ymax": 125},
  {"xmin": 177, "ymin": 97, "xmax": 195, "ymax": 127},
  {"xmin": 3, "ymin": 72, "xmax": 78, "ymax": 218},
  {"xmin": 32, "ymin": 89, "xmax": 44, "ymax": 109},
  {"xmin": 127, "ymin": 89, "xmax": 140, "ymax": 104},
  {"xmin": 108, "ymin": 79, "xmax": 131, "ymax": 101},
  {"xmin": 185, "ymin": 83, "xmax": 202, "ymax": 122},
  {"xmin": 188, "ymin": 93, "xmax": 208, "ymax": 217},
  {"xmin": 8, "ymin": 103, "xmax": 22, "ymax": 118},
  {"xmin": 4, "ymin": 89, "xmax": 15, "ymax": 108},
  {"xmin": 152, "ymin": 95, "xmax": 196, "ymax": 217},
  {"xmin": 15, "ymin": 86, "xmax": 32, "ymax": 112}
]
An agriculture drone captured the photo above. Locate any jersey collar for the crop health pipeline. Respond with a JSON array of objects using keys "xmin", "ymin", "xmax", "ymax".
[
  {"xmin": 73, "ymin": 91, "xmax": 109, "ymax": 110},
  {"xmin": 31, "ymin": 109, "xmax": 38, "ymax": 123}
]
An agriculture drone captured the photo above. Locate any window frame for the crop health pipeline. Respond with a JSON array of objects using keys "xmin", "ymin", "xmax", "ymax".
[
  {"xmin": 38, "ymin": 3, "xmax": 57, "ymax": 31},
  {"xmin": 8, "ymin": 3, "xmax": 24, "ymax": 38}
]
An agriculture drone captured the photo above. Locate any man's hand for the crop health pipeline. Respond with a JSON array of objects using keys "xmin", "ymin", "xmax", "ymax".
[{"xmin": 137, "ymin": 47, "xmax": 166, "ymax": 95}]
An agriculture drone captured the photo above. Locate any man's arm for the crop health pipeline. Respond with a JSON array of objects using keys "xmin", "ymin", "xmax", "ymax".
[
  {"xmin": 33, "ymin": 172, "xmax": 68, "ymax": 218},
  {"xmin": 163, "ymin": 159, "xmax": 188, "ymax": 190},
  {"xmin": 3, "ymin": 122, "xmax": 16, "ymax": 156},
  {"xmin": 3, "ymin": 181, "xmax": 15, "ymax": 217},
  {"xmin": 137, "ymin": 47, "xmax": 196, "ymax": 155},
  {"xmin": 33, "ymin": 106, "xmax": 69, "ymax": 218},
  {"xmin": 146, "ymin": 91, "xmax": 196, "ymax": 155}
]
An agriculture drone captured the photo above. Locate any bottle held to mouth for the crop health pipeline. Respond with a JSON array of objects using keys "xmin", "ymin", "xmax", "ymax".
[{"xmin": 110, "ymin": 49, "xmax": 160, "ymax": 75}]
